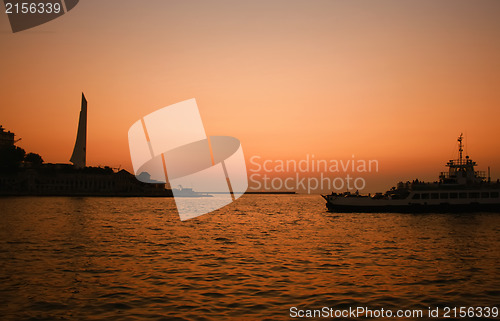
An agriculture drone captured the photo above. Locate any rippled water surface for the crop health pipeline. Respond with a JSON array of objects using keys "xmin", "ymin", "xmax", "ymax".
[{"xmin": 0, "ymin": 195, "xmax": 499, "ymax": 320}]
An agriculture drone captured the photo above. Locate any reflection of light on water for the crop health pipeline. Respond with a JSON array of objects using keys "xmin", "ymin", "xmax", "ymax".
[
  {"xmin": 174, "ymin": 194, "xmax": 234, "ymax": 220},
  {"xmin": 0, "ymin": 195, "xmax": 499, "ymax": 319}
]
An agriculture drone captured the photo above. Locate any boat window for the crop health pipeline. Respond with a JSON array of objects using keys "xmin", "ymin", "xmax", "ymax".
[
  {"xmin": 459, "ymin": 192, "xmax": 467, "ymax": 199},
  {"xmin": 469, "ymin": 192, "xmax": 479, "ymax": 198},
  {"xmin": 481, "ymin": 192, "xmax": 489, "ymax": 198},
  {"xmin": 440, "ymin": 193, "xmax": 448, "ymax": 199},
  {"xmin": 421, "ymin": 193, "xmax": 429, "ymax": 199},
  {"xmin": 412, "ymin": 193, "xmax": 420, "ymax": 199},
  {"xmin": 431, "ymin": 193, "xmax": 439, "ymax": 199},
  {"xmin": 450, "ymin": 193, "xmax": 458, "ymax": 199},
  {"xmin": 491, "ymin": 192, "xmax": 499, "ymax": 198}
]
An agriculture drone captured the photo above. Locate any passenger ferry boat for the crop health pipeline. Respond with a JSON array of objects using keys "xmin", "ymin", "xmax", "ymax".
[{"xmin": 322, "ymin": 135, "xmax": 500, "ymax": 213}]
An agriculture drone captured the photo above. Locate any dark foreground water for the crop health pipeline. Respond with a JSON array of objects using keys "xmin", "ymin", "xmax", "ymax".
[{"xmin": 0, "ymin": 195, "xmax": 499, "ymax": 320}]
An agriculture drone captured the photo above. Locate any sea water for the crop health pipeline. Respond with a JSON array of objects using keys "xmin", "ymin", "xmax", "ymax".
[{"xmin": 0, "ymin": 195, "xmax": 499, "ymax": 320}]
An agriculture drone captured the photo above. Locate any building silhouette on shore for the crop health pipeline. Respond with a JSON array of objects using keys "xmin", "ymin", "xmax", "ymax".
[{"xmin": 0, "ymin": 93, "xmax": 172, "ymax": 197}]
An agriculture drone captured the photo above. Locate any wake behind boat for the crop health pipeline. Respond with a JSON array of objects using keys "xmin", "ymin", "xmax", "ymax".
[{"xmin": 322, "ymin": 134, "xmax": 500, "ymax": 213}]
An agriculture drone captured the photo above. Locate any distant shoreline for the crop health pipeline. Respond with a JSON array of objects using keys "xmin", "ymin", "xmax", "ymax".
[
  {"xmin": 0, "ymin": 191, "xmax": 297, "ymax": 197},
  {"xmin": 217, "ymin": 191, "xmax": 296, "ymax": 195}
]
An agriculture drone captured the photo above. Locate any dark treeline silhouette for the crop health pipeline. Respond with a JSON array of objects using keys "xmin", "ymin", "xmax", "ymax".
[{"xmin": 0, "ymin": 145, "xmax": 44, "ymax": 172}]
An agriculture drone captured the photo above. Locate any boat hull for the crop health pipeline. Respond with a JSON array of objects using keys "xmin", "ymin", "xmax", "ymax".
[
  {"xmin": 322, "ymin": 192, "xmax": 500, "ymax": 213},
  {"xmin": 324, "ymin": 201, "xmax": 500, "ymax": 213}
]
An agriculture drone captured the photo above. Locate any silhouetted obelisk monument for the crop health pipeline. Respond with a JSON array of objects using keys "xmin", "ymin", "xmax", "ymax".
[{"xmin": 70, "ymin": 93, "xmax": 87, "ymax": 168}]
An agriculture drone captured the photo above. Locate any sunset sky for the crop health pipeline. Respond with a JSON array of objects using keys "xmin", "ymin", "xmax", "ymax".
[{"xmin": 1, "ymin": 0, "xmax": 500, "ymax": 192}]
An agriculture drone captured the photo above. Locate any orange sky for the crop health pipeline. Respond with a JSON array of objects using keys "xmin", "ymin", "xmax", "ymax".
[{"xmin": 1, "ymin": 0, "xmax": 500, "ymax": 192}]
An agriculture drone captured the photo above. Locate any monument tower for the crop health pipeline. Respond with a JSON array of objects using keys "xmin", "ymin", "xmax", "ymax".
[{"xmin": 70, "ymin": 93, "xmax": 87, "ymax": 168}]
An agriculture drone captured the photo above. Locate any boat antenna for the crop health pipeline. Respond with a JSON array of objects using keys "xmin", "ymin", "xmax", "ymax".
[
  {"xmin": 465, "ymin": 130, "xmax": 468, "ymax": 157},
  {"xmin": 458, "ymin": 133, "xmax": 463, "ymax": 164}
]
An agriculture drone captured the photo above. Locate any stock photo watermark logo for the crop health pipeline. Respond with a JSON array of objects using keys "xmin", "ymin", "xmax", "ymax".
[
  {"xmin": 248, "ymin": 155, "xmax": 379, "ymax": 193},
  {"xmin": 128, "ymin": 99, "xmax": 248, "ymax": 221},
  {"xmin": 3, "ymin": 0, "xmax": 79, "ymax": 33}
]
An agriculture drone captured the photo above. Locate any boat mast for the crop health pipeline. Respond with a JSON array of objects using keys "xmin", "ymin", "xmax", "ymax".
[{"xmin": 458, "ymin": 133, "xmax": 463, "ymax": 165}]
